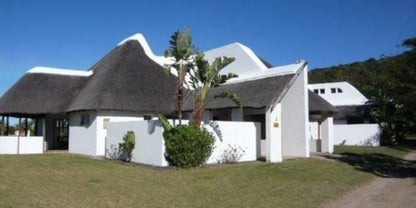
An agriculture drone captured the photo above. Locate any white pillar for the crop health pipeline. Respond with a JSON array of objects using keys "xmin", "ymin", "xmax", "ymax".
[
  {"xmin": 266, "ymin": 104, "xmax": 282, "ymax": 162},
  {"xmin": 321, "ymin": 116, "xmax": 334, "ymax": 153},
  {"xmin": 231, "ymin": 108, "xmax": 243, "ymax": 121}
]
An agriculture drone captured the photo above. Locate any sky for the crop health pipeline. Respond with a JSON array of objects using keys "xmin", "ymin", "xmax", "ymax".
[{"xmin": 0, "ymin": 0, "xmax": 415, "ymax": 95}]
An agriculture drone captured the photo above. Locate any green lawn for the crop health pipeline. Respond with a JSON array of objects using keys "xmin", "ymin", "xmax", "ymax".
[
  {"xmin": 0, "ymin": 145, "xmax": 411, "ymax": 208},
  {"xmin": 334, "ymin": 145, "xmax": 410, "ymax": 159}
]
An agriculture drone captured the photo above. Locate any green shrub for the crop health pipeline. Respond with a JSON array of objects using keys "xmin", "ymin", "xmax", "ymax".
[
  {"xmin": 163, "ymin": 124, "xmax": 215, "ymax": 168},
  {"xmin": 119, "ymin": 131, "xmax": 135, "ymax": 162}
]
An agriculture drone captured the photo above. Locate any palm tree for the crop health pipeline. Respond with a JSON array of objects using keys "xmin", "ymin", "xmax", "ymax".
[
  {"xmin": 366, "ymin": 90, "xmax": 407, "ymax": 145},
  {"xmin": 164, "ymin": 28, "xmax": 195, "ymax": 124},
  {"xmin": 188, "ymin": 52, "xmax": 241, "ymax": 126}
]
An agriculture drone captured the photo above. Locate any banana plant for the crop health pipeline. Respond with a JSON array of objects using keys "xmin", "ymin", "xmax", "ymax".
[
  {"xmin": 164, "ymin": 28, "xmax": 195, "ymax": 124},
  {"xmin": 188, "ymin": 52, "xmax": 241, "ymax": 126}
]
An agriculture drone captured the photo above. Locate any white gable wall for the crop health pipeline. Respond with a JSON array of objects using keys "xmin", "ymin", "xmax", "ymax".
[
  {"xmin": 281, "ymin": 64, "xmax": 310, "ymax": 157},
  {"xmin": 204, "ymin": 43, "xmax": 267, "ymax": 75},
  {"xmin": 308, "ymin": 82, "xmax": 367, "ymax": 106}
]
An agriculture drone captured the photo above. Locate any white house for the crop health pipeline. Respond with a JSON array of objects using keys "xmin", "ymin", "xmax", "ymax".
[
  {"xmin": 0, "ymin": 34, "xmax": 336, "ymax": 165},
  {"xmin": 308, "ymin": 82, "xmax": 368, "ymax": 106},
  {"xmin": 309, "ymin": 82, "xmax": 379, "ymax": 146}
]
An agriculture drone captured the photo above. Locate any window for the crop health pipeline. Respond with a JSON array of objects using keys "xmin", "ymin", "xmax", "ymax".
[
  {"xmin": 331, "ymin": 88, "xmax": 336, "ymax": 93},
  {"xmin": 337, "ymin": 88, "xmax": 343, "ymax": 93},
  {"xmin": 313, "ymin": 89, "xmax": 319, "ymax": 94},
  {"xmin": 80, "ymin": 114, "xmax": 90, "ymax": 126},
  {"xmin": 320, "ymin": 88, "xmax": 325, "ymax": 94}
]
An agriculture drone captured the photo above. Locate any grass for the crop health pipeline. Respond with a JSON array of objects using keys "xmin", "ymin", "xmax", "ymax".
[
  {"xmin": 334, "ymin": 145, "xmax": 410, "ymax": 159},
  {"xmin": 331, "ymin": 145, "xmax": 414, "ymax": 178},
  {"xmin": 0, "ymin": 154, "xmax": 374, "ymax": 208}
]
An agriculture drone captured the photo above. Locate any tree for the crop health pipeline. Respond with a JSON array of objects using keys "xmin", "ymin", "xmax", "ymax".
[
  {"xmin": 188, "ymin": 52, "xmax": 241, "ymax": 126},
  {"xmin": 366, "ymin": 90, "xmax": 407, "ymax": 146},
  {"xmin": 164, "ymin": 28, "xmax": 195, "ymax": 124},
  {"xmin": 402, "ymin": 37, "xmax": 416, "ymax": 49}
]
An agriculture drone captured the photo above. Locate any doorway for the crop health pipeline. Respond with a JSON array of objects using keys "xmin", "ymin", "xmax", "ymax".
[{"xmin": 54, "ymin": 119, "xmax": 69, "ymax": 149}]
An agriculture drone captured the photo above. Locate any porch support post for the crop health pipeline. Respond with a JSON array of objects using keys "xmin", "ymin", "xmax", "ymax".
[
  {"xmin": 18, "ymin": 117, "xmax": 21, "ymax": 154},
  {"xmin": 266, "ymin": 103, "xmax": 282, "ymax": 163},
  {"xmin": 1, "ymin": 116, "xmax": 4, "ymax": 135},
  {"xmin": 34, "ymin": 118, "xmax": 38, "ymax": 136},
  {"xmin": 6, "ymin": 116, "xmax": 9, "ymax": 136},
  {"xmin": 24, "ymin": 117, "xmax": 28, "ymax": 136},
  {"xmin": 320, "ymin": 114, "xmax": 334, "ymax": 153},
  {"xmin": 43, "ymin": 118, "xmax": 47, "ymax": 152}
]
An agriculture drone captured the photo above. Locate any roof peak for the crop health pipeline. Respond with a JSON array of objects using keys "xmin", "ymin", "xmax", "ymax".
[
  {"xmin": 117, "ymin": 33, "xmax": 167, "ymax": 65},
  {"xmin": 27, "ymin": 66, "xmax": 92, "ymax": 77}
]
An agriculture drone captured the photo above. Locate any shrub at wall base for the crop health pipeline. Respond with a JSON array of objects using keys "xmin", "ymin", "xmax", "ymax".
[
  {"xmin": 119, "ymin": 131, "xmax": 135, "ymax": 162},
  {"xmin": 163, "ymin": 124, "xmax": 215, "ymax": 168}
]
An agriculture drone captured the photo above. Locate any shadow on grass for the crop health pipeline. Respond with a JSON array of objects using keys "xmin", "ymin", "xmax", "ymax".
[{"xmin": 324, "ymin": 153, "xmax": 416, "ymax": 178}]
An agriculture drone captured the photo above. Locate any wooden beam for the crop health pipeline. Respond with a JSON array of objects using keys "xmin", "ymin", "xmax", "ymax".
[
  {"xmin": 6, "ymin": 116, "xmax": 9, "ymax": 136},
  {"xmin": 19, "ymin": 117, "xmax": 21, "ymax": 136},
  {"xmin": 24, "ymin": 117, "xmax": 28, "ymax": 136},
  {"xmin": 34, "ymin": 118, "xmax": 38, "ymax": 136},
  {"xmin": 1, "ymin": 116, "xmax": 4, "ymax": 136}
]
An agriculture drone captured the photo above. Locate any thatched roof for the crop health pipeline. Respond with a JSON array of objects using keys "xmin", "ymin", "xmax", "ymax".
[
  {"xmin": 184, "ymin": 74, "xmax": 295, "ymax": 110},
  {"xmin": 67, "ymin": 40, "xmax": 177, "ymax": 114},
  {"xmin": 0, "ymin": 40, "xmax": 177, "ymax": 116},
  {"xmin": 308, "ymin": 90, "xmax": 338, "ymax": 114},
  {"xmin": 2, "ymin": 38, "xmax": 329, "ymax": 117},
  {"xmin": 0, "ymin": 73, "xmax": 87, "ymax": 116}
]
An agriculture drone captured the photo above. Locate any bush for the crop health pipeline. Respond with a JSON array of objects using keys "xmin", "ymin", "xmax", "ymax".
[
  {"xmin": 119, "ymin": 131, "xmax": 135, "ymax": 162},
  {"xmin": 218, "ymin": 144, "xmax": 245, "ymax": 164},
  {"xmin": 163, "ymin": 124, "xmax": 215, "ymax": 168}
]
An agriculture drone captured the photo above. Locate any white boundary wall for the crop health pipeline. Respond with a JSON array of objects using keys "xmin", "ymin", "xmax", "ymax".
[
  {"xmin": 69, "ymin": 111, "xmax": 144, "ymax": 156},
  {"xmin": 333, "ymin": 124, "xmax": 380, "ymax": 146},
  {"xmin": 0, "ymin": 136, "xmax": 43, "ymax": 154},
  {"xmin": 106, "ymin": 120, "xmax": 260, "ymax": 166}
]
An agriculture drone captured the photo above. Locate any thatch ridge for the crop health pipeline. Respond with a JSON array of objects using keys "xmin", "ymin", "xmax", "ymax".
[{"xmin": 66, "ymin": 40, "xmax": 177, "ymax": 114}]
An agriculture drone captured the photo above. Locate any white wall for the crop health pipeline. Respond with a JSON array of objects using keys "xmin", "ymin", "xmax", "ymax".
[
  {"xmin": 308, "ymin": 82, "xmax": 368, "ymax": 106},
  {"xmin": 281, "ymin": 64, "xmax": 310, "ymax": 157},
  {"xmin": 69, "ymin": 112, "xmax": 98, "ymax": 156},
  {"xmin": 105, "ymin": 120, "xmax": 260, "ymax": 166},
  {"xmin": 69, "ymin": 111, "xmax": 144, "ymax": 157},
  {"xmin": 96, "ymin": 111, "xmax": 144, "ymax": 156},
  {"xmin": 321, "ymin": 117, "xmax": 334, "ymax": 153},
  {"xmin": 206, "ymin": 121, "xmax": 259, "ymax": 163},
  {"xmin": 309, "ymin": 121, "xmax": 319, "ymax": 140},
  {"xmin": 333, "ymin": 124, "xmax": 380, "ymax": 146},
  {"xmin": 0, "ymin": 136, "xmax": 43, "ymax": 154},
  {"xmin": 106, "ymin": 120, "xmax": 167, "ymax": 166},
  {"xmin": 265, "ymin": 104, "xmax": 282, "ymax": 162}
]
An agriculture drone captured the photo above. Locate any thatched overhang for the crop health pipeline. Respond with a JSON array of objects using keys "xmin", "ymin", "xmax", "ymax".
[
  {"xmin": 0, "ymin": 73, "xmax": 87, "ymax": 116},
  {"xmin": 308, "ymin": 90, "xmax": 339, "ymax": 114},
  {"xmin": 183, "ymin": 74, "xmax": 295, "ymax": 110}
]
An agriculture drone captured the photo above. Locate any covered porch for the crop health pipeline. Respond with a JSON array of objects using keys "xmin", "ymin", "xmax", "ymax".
[{"xmin": 0, "ymin": 114, "xmax": 69, "ymax": 154}]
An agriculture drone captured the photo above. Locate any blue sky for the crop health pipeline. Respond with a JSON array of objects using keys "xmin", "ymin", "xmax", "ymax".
[{"xmin": 0, "ymin": 0, "xmax": 415, "ymax": 95}]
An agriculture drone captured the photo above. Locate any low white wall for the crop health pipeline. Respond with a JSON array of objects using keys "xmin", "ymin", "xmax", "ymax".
[
  {"xmin": 106, "ymin": 120, "xmax": 167, "ymax": 166},
  {"xmin": 0, "ymin": 136, "xmax": 43, "ymax": 154},
  {"xmin": 69, "ymin": 111, "xmax": 144, "ymax": 157},
  {"xmin": 206, "ymin": 121, "xmax": 259, "ymax": 164},
  {"xmin": 106, "ymin": 120, "xmax": 260, "ymax": 166},
  {"xmin": 333, "ymin": 124, "xmax": 380, "ymax": 146}
]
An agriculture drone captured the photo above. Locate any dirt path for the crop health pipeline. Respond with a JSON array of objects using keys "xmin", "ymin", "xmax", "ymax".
[{"xmin": 323, "ymin": 151, "xmax": 416, "ymax": 208}]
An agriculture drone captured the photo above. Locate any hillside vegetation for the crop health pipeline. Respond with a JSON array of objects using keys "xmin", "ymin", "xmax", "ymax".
[{"xmin": 309, "ymin": 39, "xmax": 416, "ymax": 124}]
